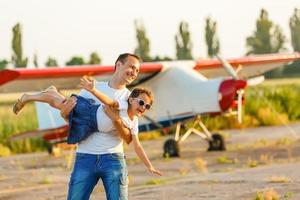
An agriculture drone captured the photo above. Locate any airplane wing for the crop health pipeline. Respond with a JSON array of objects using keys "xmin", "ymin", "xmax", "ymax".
[{"xmin": 194, "ymin": 52, "xmax": 300, "ymax": 78}]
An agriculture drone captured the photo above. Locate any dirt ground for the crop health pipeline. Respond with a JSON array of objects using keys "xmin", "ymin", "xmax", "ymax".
[{"xmin": 1, "ymin": 122, "xmax": 300, "ymax": 200}]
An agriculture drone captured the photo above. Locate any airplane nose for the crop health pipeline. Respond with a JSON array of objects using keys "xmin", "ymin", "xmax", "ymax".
[
  {"xmin": 235, "ymin": 79, "xmax": 247, "ymax": 90},
  {"xmin": 218, "ymin": 79, "xmax": 247, "ymax": 111}
]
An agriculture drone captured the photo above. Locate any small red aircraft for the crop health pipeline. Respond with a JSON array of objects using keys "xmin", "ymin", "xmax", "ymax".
[{"xmin": 2, "ymin": 52, "xmax": 300, "ymax": 156}]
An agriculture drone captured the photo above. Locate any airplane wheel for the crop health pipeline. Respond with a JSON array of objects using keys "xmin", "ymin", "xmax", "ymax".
[
  {"xmin": 163, "ymin": 139, "xmax": 180, "ymax": 158},
  {"xmin": 208, "ymin": 133, "xmax": 226, "ymax": 151}
]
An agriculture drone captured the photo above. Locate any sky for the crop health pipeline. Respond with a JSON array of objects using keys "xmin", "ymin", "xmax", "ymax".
[{"xmin": 0, "ymin": 0, "xmax": 299, "ymax": 67}]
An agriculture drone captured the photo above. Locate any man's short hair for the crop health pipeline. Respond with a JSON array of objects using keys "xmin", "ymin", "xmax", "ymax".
[{"xmin": 114, "ymin": 53, "xmax": 140, "ymax": 71}]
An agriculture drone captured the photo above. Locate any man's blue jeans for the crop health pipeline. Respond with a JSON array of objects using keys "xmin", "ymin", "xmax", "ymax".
[{"xmin": 67, "ymin": 153, "xmax": 128, "ymax": 200}]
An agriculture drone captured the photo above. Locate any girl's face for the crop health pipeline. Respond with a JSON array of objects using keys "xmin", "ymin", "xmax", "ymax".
[{"xmin": 129, "ymin": 93, "xmax": 152, "ymax": 117}]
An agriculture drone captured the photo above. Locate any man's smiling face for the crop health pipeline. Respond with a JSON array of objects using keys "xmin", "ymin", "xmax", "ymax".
[{"xmin": 116, "ymin": 56, "xmax": 140, "ymax": 85}]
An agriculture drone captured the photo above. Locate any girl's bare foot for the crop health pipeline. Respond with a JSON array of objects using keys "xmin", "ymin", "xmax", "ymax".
[{"xmin": 12, "ymin": 94, "xmax": 27, "ymax": 115}]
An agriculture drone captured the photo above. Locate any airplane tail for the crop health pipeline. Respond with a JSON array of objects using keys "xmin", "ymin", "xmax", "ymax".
[{"xmin": 35, "ymin": 102, "xmax": 67, "ymax": 129}]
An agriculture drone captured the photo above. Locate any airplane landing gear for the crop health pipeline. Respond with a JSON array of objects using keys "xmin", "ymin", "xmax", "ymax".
[
  {"xmin": 162, "ymin": 116, "xmax": 226, "ymax": 158},
  {"xmin": 45, "ymin": 142, "xmax": 62, "ymax": 156},
  {"xmin": 208, "ymin": 133, "xmax": 226, "ymax": 151},
  {"xmin": 45, "ymin": 142, "xmax": 53, "ymax": 154},
  {"xmin": 163, "ymin": 139, "xmax": 180, "ymax": 158}
]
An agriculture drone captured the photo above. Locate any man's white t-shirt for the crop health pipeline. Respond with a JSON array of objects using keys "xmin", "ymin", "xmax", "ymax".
[{"xmin": 76, "ymin": 81, "xmax": 138, "ymax": 154}]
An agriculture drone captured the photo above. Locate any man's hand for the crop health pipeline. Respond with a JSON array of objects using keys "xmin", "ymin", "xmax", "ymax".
[
  {"xmin": 103, "ymin": 105, "xmax": 121, "ymax": 121},
  {"xmin": 103, "ymin": 105, "xmax": 132, "ymax": 144},
  {"xmin": 60, "ymin": 96, "xmax": 77, "ymax": 121}
]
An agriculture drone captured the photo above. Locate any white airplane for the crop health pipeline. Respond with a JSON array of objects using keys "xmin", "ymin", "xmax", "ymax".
[{"xmin": 2, "ymin": 52, "xmax": 300, "ymax": 156}]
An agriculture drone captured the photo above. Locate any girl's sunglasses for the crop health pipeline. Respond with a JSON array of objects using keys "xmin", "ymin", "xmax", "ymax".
[{"xmin": 134, "ymin": 98, "xmax": 151, "ymax": 110}]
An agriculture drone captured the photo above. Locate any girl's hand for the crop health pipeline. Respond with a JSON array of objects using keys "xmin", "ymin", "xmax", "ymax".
[
  {"xmin": 148, "ymin": 166, "xmax": 163, "ymax": 176},
  {"xmin": 80, "ymin": 76, "xmax": 95, "ymax": 92}
]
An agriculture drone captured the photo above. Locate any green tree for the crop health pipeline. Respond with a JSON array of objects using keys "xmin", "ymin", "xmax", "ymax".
[
  {"xmin": 11, "ymin": 23, "xmax": 28, "ymax": 68},
  {"xmin": 246, "ymin": 9, "xmax": 286, "ymax": 55},
  {"xmin": 45, "ymin": 57, "xmax": 58, "ymax": 67},
  {"xmin": 152, "ymin": 55, "xmax": 173, "ymax": 61},
  {"xmin": 280, "ymin": 8, "xmax": 300, "ymax": 77},
  {"xmin": 66, "ymin": 56, "xmax": 85, "ymax": 66},
  {"xmin": 290, "ymin": 8, "xmax": 300, "ymax": 52},
  {"xmin": 205, "ymin": 17, "xmax": 220, "ymax": 57},
  {"xmin": 175, "ymin": 21, "xmax": 193, "ymax": 60},
  {"xmin": 89, "ymin": 52, "xmax": 101, "ymax": 64},
  {"xmin": 0, "ymin": 59, "xmax": 8, "ymax": 70},
  {"xmin": 134, "ymin": 20, "xmax": 152, "ymax": 62}
]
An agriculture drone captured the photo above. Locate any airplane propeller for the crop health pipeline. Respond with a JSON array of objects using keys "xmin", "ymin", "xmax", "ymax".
[
  {"xmin": 216, "ymin": 55, "xmax": 239, "ymax": 80},
  {"xmin": 247, "ymin": 75, "xmax": 265, "ymax": 86},
  {"xmin": 216, "ymin": 54, "xmax": 264, "ymax": 123}
]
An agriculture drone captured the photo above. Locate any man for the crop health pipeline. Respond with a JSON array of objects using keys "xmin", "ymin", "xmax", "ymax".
[{"xmin": 61, "ymin": 53, "xmax": 140, "ymax": 200}]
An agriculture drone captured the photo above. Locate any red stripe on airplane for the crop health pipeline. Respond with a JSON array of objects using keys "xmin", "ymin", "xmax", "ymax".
[
  {"xmin": 194, "ymin": 53, "xmax": 300, "ymax": 70},
  {"xmin": 43, "ymin": 126, "xmax": 69, "ymax": 141},
  {"xmin": 0, "ymin": 63, "xmax": 163, "ymax": 84},
  {"xmin": 0, "ymin": 70, "xmax": 20, "ymax": 85}
]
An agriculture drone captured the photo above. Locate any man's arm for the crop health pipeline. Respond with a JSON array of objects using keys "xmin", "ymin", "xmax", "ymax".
[
  {"xmin": 112, "ymin": 119, "xmax": 132, "ymax": 144},
  {"xmin": 103, "ymin": 105, "xmax": 132, "ymax": 144}
]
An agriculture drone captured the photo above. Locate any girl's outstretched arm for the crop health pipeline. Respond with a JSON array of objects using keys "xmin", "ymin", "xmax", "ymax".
[
  {"xmin": 80, "ymin": 76, "xmax": 119, "ymax": 108},
  {"xmin": 132, "ymin": 134, "xmax": 162, "ymax": 176}
]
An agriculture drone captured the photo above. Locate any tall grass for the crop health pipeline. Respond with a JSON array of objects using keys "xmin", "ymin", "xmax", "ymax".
[
  {"xmin": 0, "ymin": 102, "xmax": 47, "ymax": 155},
  {"xmin": 198, "ymin": 83, "xmax": 300, "ymax": 130},
  {"xmin": 245, "ymin": 84, "xmax": 300, "ymax": 124}
]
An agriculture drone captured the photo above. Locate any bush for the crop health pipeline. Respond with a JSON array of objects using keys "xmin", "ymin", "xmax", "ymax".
[{"xmin": 0, "ymin": 144, "xmax": 11, "ymax": 157}]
